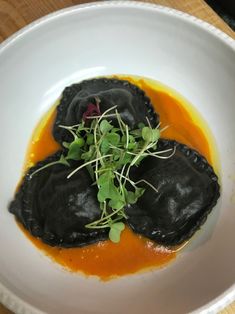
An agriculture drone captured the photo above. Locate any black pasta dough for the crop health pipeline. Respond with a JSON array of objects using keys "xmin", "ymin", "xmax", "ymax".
[
  {"xmin": 9, "ymin": 152, "xmax": 108, "ymax": 247},
  {"xmin": 53, "ymin": 78, "xmax": 159, "ymax": 143},
  {"xmin": 126, "ymin": 139, "xmax": 220, "ymax": 246}
]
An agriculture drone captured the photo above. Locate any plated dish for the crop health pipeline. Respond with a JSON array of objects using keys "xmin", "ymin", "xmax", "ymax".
[
  {"xmin": 0, "ymin": 2, "xmax": 235, "ymax": 314},
  {"xmin": 9, "ymin": 76, "xmax": 220, "ymax": 279}
]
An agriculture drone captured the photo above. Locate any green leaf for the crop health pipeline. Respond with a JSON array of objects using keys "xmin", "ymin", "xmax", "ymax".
[
  {"xmin": 151, "ymin": 128, "xmax": 160, "ymax": 142},
  {"xmin": 108, "ymin": 199, "xmax": 125, "ymax": 210},
  {"xmin": 100, "ymin": 120, "xmax": 113, "ymax": 134},
  {"xmin": 97, "ymin": 179, "xmax": 122, "ymax": 203},
  {"xmin": 135, "ymin": 187, "xmax": 145, "ymax": 198},
  {"xmin": 100, "ymin": 138, "xmax": 110, "ymax": 154},
  {"xmin": 117, "ymin": 152, "xmax": 132, "ymax": 167},
  {"xmin": 106, "ymin": 133, "xmax": 120, "ymax": 146},
  {"xmin": 130, "ymin": 129, "xmax": 142, "ymax": 137},
  {"xmin": 113, "ymin": 149, "xmax": 121, "ymax": 161},
  {"xmin": 121, "ymin": 135, "xmax": 127, "ymax": 144},
  {"xmin": 138, "ymin": 122, "xmax": 145, "ymax": 129},
  {"xmin": 97, "ymin": 171, "xmax": 113, "ymax": 185},
  {"xmin": 100, "ymin": 133, "xmax": 120, "ymax": 154},
  {"xmin": 142, "ymin": 127, "xmax": 160, "ymax": 142},
  {"xmin": 125, "ymin": 191, "xmax": 137, "ymax": 204},
  {"xmin": 76, "ymin": 137, "xmax": 85, "ymax": 147},
  {"xmin": 81, "ymin": 145, "xmax": 95, "ymax": 161},
  {"xmin": 86, "ymin": 133, "xmax": 94, "ymax": 145},
  {"xmin": 67, "ymin": 138, "xmax": 84, "ymax": 160},
  {"xmin": 123, "ymin": 187, "xmax": 144, "ymax": 205},
  {"xmin": 97, "ymin": 180, "xmax": 114, "ymax": 202},
  {"xmin": 142, "ymin": 127, "xmax": 152, "ymax": 142},
  {"xmin": 128, "ymin": 142, "xmax": 137, "ymax": 150},
  {"xmin": 97, "ymin": 189, "xmax": 105, "ymax": 203},
  {"xmin": 113, "ymin": 222, "xmax": 125, "ymax": 231},
  {"xmin": 129, "ymin": 135, "xmax": 135, "ymax": 143},
  {"xmin": 109, "ymin": 222, "xmax": 125, "ymax": 243}
]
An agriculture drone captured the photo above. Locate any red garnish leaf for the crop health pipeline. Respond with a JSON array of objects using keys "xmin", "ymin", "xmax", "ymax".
[{"xmin": 82, "ymin": 103, "xmax": 101, "ymax": 122}]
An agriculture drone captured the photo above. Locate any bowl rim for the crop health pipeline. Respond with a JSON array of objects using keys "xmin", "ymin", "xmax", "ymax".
[{"xmin": 0, "ymin": 1, "xmax": 234, "ymax": 313}]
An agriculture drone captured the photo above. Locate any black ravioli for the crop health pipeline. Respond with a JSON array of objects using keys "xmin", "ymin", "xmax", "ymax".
[
  {"xmin": 53, "ymin": 78, "xmax": 159, "ymax": 143},
  {"xmin": 126, "ymin": 139, "xmax": 220, "ymax": 246},
  {"xmin": 9, "ymin": 152, "xmax": 108, "ymax": 247}
]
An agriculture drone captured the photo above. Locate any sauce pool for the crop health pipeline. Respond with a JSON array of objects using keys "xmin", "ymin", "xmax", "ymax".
[{"xmin": 19, "ymin": 76, "xmax": 217, "ymax": 280}]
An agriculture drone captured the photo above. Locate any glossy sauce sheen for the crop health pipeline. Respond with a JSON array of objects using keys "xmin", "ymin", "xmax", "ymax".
[{"xmin": 21, "ymin": 76, "xmax": 215, "ymax": 280}]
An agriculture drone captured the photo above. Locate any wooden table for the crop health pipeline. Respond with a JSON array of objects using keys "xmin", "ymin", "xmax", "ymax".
[{"xmin": 0, "ymin": 0, "xmax": 234, "ymax": 313}]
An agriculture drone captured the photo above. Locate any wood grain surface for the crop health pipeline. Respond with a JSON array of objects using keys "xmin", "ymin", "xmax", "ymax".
[{"xmin": 0, "ymin": 0, "xmax": 234, "ymax": 313}]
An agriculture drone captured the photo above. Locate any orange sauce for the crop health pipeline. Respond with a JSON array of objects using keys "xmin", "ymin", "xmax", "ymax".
[
  {"xmin": 19, "ymin": 76, "xmax": 216, "ymax": 280},
  {"xmin": 25, "ymin": 109, "xmax": 60, "ymax": 168},
  {"xmin": 20, "ymin": 224, "xmax": 174, "ymax": 279},
  {"xmin": 121, "ymin": 76, "xmax": 213, "ymax": 165}
]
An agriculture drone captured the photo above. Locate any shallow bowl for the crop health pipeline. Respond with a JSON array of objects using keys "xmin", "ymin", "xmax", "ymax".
[{"xmin": 0, "ymin": 2, "xmax": 235, "ymax": 313}]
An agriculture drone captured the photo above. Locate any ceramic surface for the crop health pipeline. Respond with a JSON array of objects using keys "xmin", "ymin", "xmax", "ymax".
[{"xmin": 0, "ymin": 2, "xmax": 235, "ymax": 313}]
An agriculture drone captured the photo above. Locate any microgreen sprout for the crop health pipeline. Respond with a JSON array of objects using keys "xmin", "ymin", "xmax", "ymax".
[{"xmin": 31, "ymin": 105, "xmax": 175, "ymax": 243}]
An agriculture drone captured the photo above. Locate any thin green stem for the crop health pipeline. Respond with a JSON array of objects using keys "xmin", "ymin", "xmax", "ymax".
[
  {"xmin": 135, "ymin": 179, "xmax": 158, "ymax": 193},
  {"xmin": 30, "ymin": 160, "xmax": 63, "ymax": 178},
  {"xmin": 85, "ymin": 207, "xmax": 121, "ymax": 227},
  {"xmin": 125, "ymin": 124, "xmax": 129, "ymax": 149},
  {"xmin": 67, "ymin": 155, "xmax": 112, "ymax": 179},
  {"xmin": 86, "ymin": 113, "xmax": 117, "ymax": 119},
  {"xmin": 85, "ymin": 224, "xmax": 110, "ymax": 229},
  {"xmin": 101, "ymin": 201, "xmax": 107, "ymax": 219},
  {"xmin": 115, "ymin": 109, "xmax": 125, "ymax": 134},
  {"xmin": 160, "ymin": 125, "xmax": 169, "ymax": 133},
  {"xmin": 145, "ymin": 116, "xmax": 152, "ymax": 128},
  {"xmin": 59, "ymin": 125, "xmax": 77, "ymax": 139},
  {"xmin": 59, "ymin": 124, "xmax": 90, "ymax": 131},
  {"xmin": 130, "ymin": 141, "xmax": 149, "ymax": 166},
  {"xmin": 114, "ymin": 171, "xmax": 136, "ymax": 188}
]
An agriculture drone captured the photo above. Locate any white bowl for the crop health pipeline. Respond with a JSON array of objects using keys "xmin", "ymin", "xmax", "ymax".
[{"xmin": 0, "ymin": 2, "xmax": 235, "ymax": 313}]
